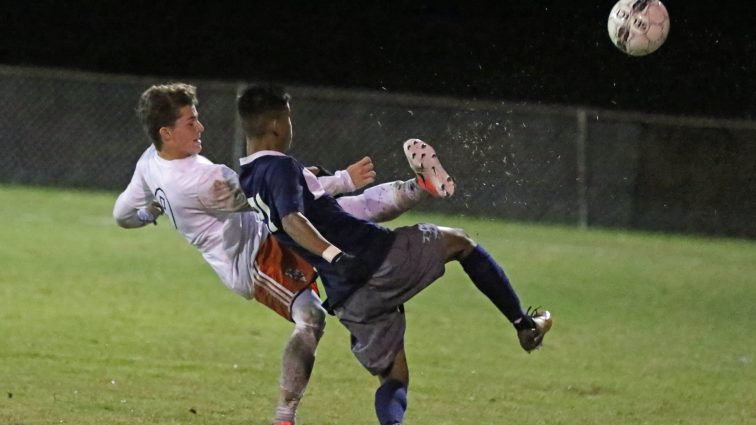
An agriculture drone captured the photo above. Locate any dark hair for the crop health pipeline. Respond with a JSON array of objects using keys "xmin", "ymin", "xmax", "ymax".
[
  {"xmin": 136, "ymin": 83, "xmax": 198, "ymax": 150},
  {"xmin": 237, "ymin": 84, "xmax": 291, "ymax": 138}
]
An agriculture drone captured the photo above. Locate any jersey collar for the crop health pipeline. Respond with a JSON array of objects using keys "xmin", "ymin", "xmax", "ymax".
[{"xmin": 239, "ymin": 150, "xmax": 286, "ymax": 166}]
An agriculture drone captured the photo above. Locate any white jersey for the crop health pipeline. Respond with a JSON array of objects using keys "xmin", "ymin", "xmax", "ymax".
[
  {"xmin": 114, "ymin": 145, "xmax": 264, "ymax": 298},
  {"xmin": 113, "ymin": 145, "xmax": 361, "ymax": 299}
]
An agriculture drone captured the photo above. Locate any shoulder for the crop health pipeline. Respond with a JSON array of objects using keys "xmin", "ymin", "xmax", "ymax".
[
  {"xmin": 195, "ymin": 154, "xmax": 215, "ymax": 166},
  {"xmin": 257, "ymin": 154, "xmax": 300, "ymax": 167},
  {"xmin": 135, "ymin": 145, "xmax": 156, "ymax": 165},
  {"xmin": 133, "ymin": 145, "xmax": 157, "ymax": 176},
  {"xmin": 244, "ymin": 154, "xmax": 302, "ymax": 177},
  {"xmin": 195, "ymin": 162, "xmax": 239, "ymax": 187},
  {"xmin": 269, "ymin": 155, "xmax": 303, "ymax": 173},
  {"xmin": 141, "ymin": 144, "xmax": 157, "ymax": 159}
]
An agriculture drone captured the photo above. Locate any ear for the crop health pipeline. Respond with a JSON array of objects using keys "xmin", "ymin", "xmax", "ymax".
[
  {"xmin": 267, "ymin": 118, "xmax": 280, "ymax": 137},
  {"xmin": 159, "ymin": 127, "xmax": 172, "ymax": 143}
]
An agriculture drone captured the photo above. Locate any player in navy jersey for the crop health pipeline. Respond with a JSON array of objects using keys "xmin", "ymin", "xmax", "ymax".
[
  {"xmin": 236, "ymin": 84, "xmax": 552, "ymax": 425},
  {"xmin": 116, "ymin": 83, "xmax": 445, "ymax": 425}
]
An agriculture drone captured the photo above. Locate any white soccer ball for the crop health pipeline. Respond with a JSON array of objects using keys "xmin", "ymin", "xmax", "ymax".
[{"xmin": 607, "ymin": 0, "xmax": 670, "ymax": 56}]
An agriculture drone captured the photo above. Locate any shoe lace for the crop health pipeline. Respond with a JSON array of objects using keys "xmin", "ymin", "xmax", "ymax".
[{"xmin": 526, "ymin": 305, "xmax": 543, "ymax": 318}]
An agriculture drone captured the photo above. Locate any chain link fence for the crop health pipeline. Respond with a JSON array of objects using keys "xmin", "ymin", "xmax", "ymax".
[{"xmin": 2, "ymin": 65, "xmax": 755, "ymax": 238}]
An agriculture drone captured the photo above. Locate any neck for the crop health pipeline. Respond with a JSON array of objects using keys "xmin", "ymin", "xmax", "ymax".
[
  {"xmin": 246, "ymin": 134, "xmax": 285, "ymax": 155},
  {"xmin": 156, "ymin": 148, "xmax": 190, "ymax": 160}
]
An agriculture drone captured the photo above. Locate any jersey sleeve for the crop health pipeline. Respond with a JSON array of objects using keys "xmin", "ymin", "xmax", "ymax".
[
  {"xmin": 317, "ymin": 169, "xmax": 355, "ymax": 195},
  {"xmin": 197, "ymin": 164, "xmax": 249, "ymax": 212},
  {"xmin": 267, "ymin": 157, "xmax": 306, "ymax": 220},
  {"xmin": 113, "ymin": 152, "xmax": 155, "ymax": 228}
]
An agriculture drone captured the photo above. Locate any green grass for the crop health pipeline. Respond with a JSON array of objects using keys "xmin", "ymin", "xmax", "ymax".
[{"xmin": 1, "ymin": 184, "xmax": 755, "ymax": 425}]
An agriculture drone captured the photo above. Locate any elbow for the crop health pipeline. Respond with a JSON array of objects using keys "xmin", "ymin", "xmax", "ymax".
[
  {"xmin": 281, "ymin": 213, "xmax": 297, "ymax": 233},
  {"xmin": 113, "ymin": 197, "xmax": 130, "ymax": 228},
  {"xmin": 113, "ymin": 206, "xmax": 128, "ymax": 228},
  {"xmin": 113, "ymin": 207, "xmax": 139, "ymax": 229},
  {"xmin": 114, "ymin": 216, "xmax": 130, "ymax": 228},
  {"xmin": 113, "ymin": 209, "xmax": 126, "ymax": 227}
]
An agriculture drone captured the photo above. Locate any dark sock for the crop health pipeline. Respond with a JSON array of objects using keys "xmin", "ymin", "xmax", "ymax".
[
  {"xmin": 460, "ymin": 245, "xmax": 527, "ymax": 325},
  {"xmin": 375, "ymin": 379, "xmax": 407, "ymax": 425}
]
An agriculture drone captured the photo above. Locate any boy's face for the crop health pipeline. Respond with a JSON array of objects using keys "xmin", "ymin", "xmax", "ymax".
[{"xmin": 161, "ymin": 105, "xmax": 204, "ymax": 157}]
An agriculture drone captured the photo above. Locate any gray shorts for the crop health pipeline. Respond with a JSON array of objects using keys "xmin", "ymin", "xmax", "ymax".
[{"xmin": 333, "ymin": 223, "xmax": 446, "ymax": 375}]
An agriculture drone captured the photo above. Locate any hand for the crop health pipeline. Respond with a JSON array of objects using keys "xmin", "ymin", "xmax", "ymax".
[
  {"xmin": 331, "ymin": 251, "xmax": 373, "ymax": 282},
  {"xmin": 206, "ymin": 179, "xmax": 247, "ymax": 211},
  {"xmin": 211, "ymin": 179, "xmax": 235, "ymax": 201},
  {"xmin": 346, "ymin": 156, "xmax": 376, "ymax": 190},
  {"xmin": 137, "ymin": 201, "xmax": 164, "ymax": 225}
]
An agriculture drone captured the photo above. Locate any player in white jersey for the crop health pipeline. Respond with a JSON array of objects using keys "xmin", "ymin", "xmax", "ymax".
[
  {"xmin": 114, "ymin": 143, "xmax": 401, "ymax": 299},
  {"xmin": 112, "ymin": 83, "xmax": 442, "ymax": 425}
]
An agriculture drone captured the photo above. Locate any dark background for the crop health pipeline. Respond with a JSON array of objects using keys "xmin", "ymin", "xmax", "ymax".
[
  {"xmin": 2, "ymin": 0, "xmax": 755, "ymax": 238},
  {"xmin": 3, "ymin": 1, "xmax": 754, "ymax": 119}
]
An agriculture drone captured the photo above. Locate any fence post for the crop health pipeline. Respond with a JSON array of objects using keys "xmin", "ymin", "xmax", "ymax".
[
  {"xmin": 232, "ymin": 83, "xmax": 246, "ymax": 171},
  {"xmin": 576, "ymin": 108, "xmax": 588, "ymax": 229}
]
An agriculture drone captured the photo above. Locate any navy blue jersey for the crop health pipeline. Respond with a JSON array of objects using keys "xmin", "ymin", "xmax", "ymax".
[{"xmin": 238, "ymin": 151, "xmax": 396, "ymax": 307}]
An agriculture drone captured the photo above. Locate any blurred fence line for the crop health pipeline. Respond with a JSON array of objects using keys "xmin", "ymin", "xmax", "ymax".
[{"xmin": 2, "ymin": 65, "xmax": 755, "ymax": 238}]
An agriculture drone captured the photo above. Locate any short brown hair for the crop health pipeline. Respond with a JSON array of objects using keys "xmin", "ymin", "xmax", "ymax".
[{"xmin": 136, "ymin": 83, "xmax": 198, "ymax": 150}]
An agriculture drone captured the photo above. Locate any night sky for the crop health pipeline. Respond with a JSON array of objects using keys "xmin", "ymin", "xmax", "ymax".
[{"xmin": 3, "ymin": 1, "xmax": 755, "ymax": 119}]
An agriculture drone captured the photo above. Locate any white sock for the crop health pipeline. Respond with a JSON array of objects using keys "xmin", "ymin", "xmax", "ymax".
[
  {"xmin": 336, "ymin": 179, "xmax": 427, "ymax": 223},
  {"xmin": 273, "ymin": 291, "xmax": 325, "ymax": 423}
]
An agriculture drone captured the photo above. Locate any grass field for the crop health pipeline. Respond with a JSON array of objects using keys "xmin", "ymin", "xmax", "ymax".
[{"xmin": 1, "ymin": 184, "xmax": 755, "ymax": 425}]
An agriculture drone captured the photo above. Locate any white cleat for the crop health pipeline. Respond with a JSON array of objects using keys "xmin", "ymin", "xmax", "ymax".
[{"xmin": 403, "ymin": 138, "xmax": 455, "ymax": 198}]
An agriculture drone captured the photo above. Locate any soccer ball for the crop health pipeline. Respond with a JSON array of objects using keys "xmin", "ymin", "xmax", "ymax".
[{"xmin": 607, "ymin": 0, "xmax": 670, "ymax": 56}]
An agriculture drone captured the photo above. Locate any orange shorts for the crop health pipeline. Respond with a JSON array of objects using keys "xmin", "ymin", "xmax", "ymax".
[{"xmin": 252, "ymin": 236, "xmax": 318, "ymax": 321}]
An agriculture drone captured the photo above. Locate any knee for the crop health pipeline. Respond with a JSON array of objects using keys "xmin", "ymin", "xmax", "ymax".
[
  {"xmin": 305, "ymin": 305, "xmax": 326, "ymax": 337},
  {"xmin": 294, "ymin": 302, "xmax": 327, "ymax": 339},
  {"xmin": 312, "ymin": 306, "xmax": 326, "ymax": 336},
  {"xmin": 440, "ymin": 227, "xmax": 476, "ymax": 261}
]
